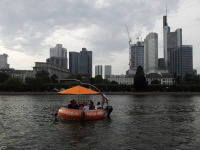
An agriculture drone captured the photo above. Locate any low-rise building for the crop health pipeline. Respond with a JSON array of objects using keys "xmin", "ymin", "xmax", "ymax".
[
  {"xmin": 146, "ymin": 73, "xmax": 174, "ymax": 85},
  {"xmin": 0, "ymin": 69, "xmax": 34, "ymax": 83},
  {"xmin": 146, "ymin": 73, "xmax": 162, "ymax": 85},
  {"xmin": 161, "ymin": 73, "xmax": 174, "ymax": 85},
  {"xmin": 33, "ymin": 62, "xmax": 71, "ymax": 80},
  {"xmin": 106, "ymin": 75, "xmax": 134, "ymax": 85},
  {"xmin": 11, "ymin": 70, "xmax": 34, "ymax": 82},
  {"xmin": 0, "ymin": 68, "xmax": 14, "ymax": 76}
]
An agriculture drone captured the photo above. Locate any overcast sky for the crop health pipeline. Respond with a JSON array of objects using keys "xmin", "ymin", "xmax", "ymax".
[{"xmin": 0, "ymin": 0, "xmax": 199, "ymax": 76}]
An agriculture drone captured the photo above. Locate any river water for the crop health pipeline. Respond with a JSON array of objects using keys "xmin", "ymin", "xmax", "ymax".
[{"xmin": 1, "ymin": 94, "xmax": 200, "ymax": 150}]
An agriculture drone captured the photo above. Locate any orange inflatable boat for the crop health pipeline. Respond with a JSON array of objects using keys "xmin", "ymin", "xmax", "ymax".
[
  {"xmin": 58, "ymin": 107, "xmax": 106, "ymax": 121},
  {"xmin": 56, "ymin": 84, "xmax": 113, "ymax": 121}
]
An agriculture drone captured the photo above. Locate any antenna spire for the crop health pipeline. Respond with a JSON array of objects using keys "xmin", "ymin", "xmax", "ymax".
[{"xmin": 163, "ymin": 5, "xmax": 168, "ymax": 27}]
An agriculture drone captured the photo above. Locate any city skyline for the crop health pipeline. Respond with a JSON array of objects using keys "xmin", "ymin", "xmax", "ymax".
[{"xmin": 0, "ymin": 0, "xmax": 199, "ymax": 75}]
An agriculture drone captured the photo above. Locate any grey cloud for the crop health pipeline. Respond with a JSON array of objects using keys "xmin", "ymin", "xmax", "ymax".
[{"xmin": 0, "ymin": 0, "xmax": 180, "ymax": 58}]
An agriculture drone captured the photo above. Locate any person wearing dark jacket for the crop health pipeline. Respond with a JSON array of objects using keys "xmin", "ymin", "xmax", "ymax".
[{"xmin": 89, "ymin": 101, "xmax": 95, "ymax": 110}]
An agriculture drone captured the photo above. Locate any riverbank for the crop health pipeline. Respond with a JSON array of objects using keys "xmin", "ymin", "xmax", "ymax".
[{"xmin": 0, "ymin": 92, "xmax": 200, "ymax": 95}]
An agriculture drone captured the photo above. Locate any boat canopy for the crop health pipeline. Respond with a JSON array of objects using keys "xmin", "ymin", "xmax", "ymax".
[{"xmin": 58, "ymin": 85, "xmax": 100, "ymax": 95}]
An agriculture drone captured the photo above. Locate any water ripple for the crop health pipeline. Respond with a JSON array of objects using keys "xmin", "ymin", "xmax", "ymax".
[{"xmin": 1, "ymin": 95, "xmax": 200, "ymax": 149}]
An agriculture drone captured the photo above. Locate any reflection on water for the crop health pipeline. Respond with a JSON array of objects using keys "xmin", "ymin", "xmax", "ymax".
[{"xmin": 1, "ymin": 95, "xmax": 200, "ymax": 149}]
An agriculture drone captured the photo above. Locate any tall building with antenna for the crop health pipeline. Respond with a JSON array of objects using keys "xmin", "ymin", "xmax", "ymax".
[
  {"xmin": 163, "ymin": 7, "xmax": 182, "ymax": 71},
  {"xmin": 163, "ymin": 8, "xmax": 193, "ymax": 78},
  {"xmin": 163, "ymin": 7, "xmax": 170, "ymax": 70}
]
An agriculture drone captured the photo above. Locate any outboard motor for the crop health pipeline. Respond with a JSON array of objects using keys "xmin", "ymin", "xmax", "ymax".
[
  {"xmin": 105, "ymin": 106, "xmax": 113, "ymax": 117},
  {"xmin": 54, "ymin": 110, "xmax": 59, "ymax": 122}
]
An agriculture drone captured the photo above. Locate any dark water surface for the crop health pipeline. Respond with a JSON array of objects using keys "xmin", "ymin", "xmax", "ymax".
[{"xmin": 1, "ymin": 95, "xmax": 200, "ymax": 150}]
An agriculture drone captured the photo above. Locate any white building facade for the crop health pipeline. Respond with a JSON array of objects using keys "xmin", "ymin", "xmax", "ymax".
[
  {"xmin": 161, "ymin": 78, "xmax": 174, "ymax": 85},
  {"xmin": 11, "ymin": 70, "xmax": 34, "ymax": 83},
  {"xmin": 106, "ymin": 75, "xmax": 134, "ymax": 85},
  {"xmin": 146, "ymin": 73, "xmax": 174, "ymax": 85}
]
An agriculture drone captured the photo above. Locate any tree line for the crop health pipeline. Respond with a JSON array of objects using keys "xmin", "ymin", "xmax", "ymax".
[{"xmin": 0, "ymin": 66, "xmax": 200, "ymax": 92}]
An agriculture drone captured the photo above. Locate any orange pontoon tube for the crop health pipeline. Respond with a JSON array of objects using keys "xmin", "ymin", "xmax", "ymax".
[{"xmin": 58, "ymin": 107, "xmax": 106, "ymax": 121}]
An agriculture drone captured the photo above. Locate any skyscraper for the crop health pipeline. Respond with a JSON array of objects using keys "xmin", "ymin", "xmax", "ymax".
[
  {"xmin": 167, "ymin": 29, "xmax": 182, "ymax": 72},
  {"xmin": 50, "ymin": 44, "xmax": 67, "ymax": 58},
  {"xmin": 69, "ymin": 48, "xmax": 92, "ymax": 78},
  {"xmin": 105, "ymin": 65, "xmax": 112, "ymax": 78},
  {"xmin": 78, "ymin": 48, "xmax": 92, "ymax": 77},
  {"xmin": 95, "ymin": 65, "xmax": 103, "ymax": 76},
  {"xmin": 180, "ymin": 45, "xmax": 193, "ymax": 76},
  {"xmin": 128, "ymin": 41, "xmax": 144, "ymax": 74},
  {"xmin": 144, "ymin": 33, "xmax": 158, "ymax": 73},
  {"xmin": 170, "ymin": 45, "xmax": 193, "ymax": 77},
  {"xmin": 158, "ymin": 58, "xmax": 165, "ymax": 70},
  {"xmin": 47, "ymin": 44, "xmax": 68, "ymax": 69},
  {"xmin": 163, "ymin": 14, "xmax": 183, "ymax": 72},
  {"xmin": 163, "ymin": 15, "xmax": 170, "ymax": 69},
  {"xmin": 0, "ymin": 53, "xmax": 9, "ymax": 69},
  {"xmin": 69, "ymin": 52, "xmax": 79, "ymax": 75},
  {"xmin": 163, "ymin": 14, "xmax": 193, "ymax": 78}
]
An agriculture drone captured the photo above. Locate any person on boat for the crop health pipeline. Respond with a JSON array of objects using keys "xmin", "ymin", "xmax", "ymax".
[
  {"xmin": 79, "ymin": 103, "xmax": 84, "ymax": 110},
  {"xmin": 83, "ymin": 102, "xmax": 89, "ymax": 110},
  {"xmin": 72, "ymin": 101, "xmax": 79, "ymax": 109},
  {"xmin": 95, "ymin": 102, "xmax": 101, "ymax": 109},
  {"xmin": 89, "ymin": 100, "xmax": 95, "ymax": 110},
  {"xmin": 67, "ymin": 100, "xmax": 74, "ymax": 108}
]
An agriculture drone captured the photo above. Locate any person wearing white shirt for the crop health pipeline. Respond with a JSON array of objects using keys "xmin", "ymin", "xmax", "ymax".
[{"xmin": 95, "ymin": 102, "xmax": 101, "ymax": 109}]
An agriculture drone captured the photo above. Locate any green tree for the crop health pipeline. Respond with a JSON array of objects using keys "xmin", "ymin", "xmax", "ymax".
[
  {"xmin": 6, "ymin": 77, "xmax": 23, "ymax": 91},
  {"xmin": 90, "ymin": 77, "xmax": 95, "ymax": 84},
  {"xmin": 0, "ymin": 73, "xmax": 9, "ymax": 83},
  {"xmin": 182, "ymin": 73, "xmax": 200, "ymax": 85},
  {"xmin": 50, "ymin": 74, "xmax": 58, "ymax": 83},
  {"xmin": 35, "ymin": 70, "xmax": 50, "ymax": 84},
  {"xmin": 193, "ymin": 75, "xmax": 200, "ymax": 84},
  {"xmin": 110, "ymin": 81, "xmax": 118, "ymax": 84},
  {"xmin": 151, "ymin": 79, "xmax": 161, "ymax": 85},
  {"xmin": 25, "ymin": 77, "xmax": 42, "ymax": 91},
  {"xmin": 173, "ymin": 73, "xmax": 181, "ymax": 85},
  {"xmin": 94, "ymin": 75, "xmax": 103, "ymax": 84},
  {"xmin": 77, "ymin": 75, "xmax": 82, "ymax": 81},
  {"xmin": 103, "ymin": 79, "xmax": 110, "ymax": 84},
  {"xmin": 67, "ymin": 75, "xmax": 78, "ymax": 79},
  {"xmin": 134, "ymin": 66, "xmax": 147, "ymax": 91}
]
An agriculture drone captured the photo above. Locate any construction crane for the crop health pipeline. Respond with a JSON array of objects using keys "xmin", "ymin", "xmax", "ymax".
[
  {"xmin": 126, "ymin": 24, "xmax": 132, "ymax": 44},
  {"xmin": 126, "ymin": 24, "xmax": 132, "ymax": 67}
]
